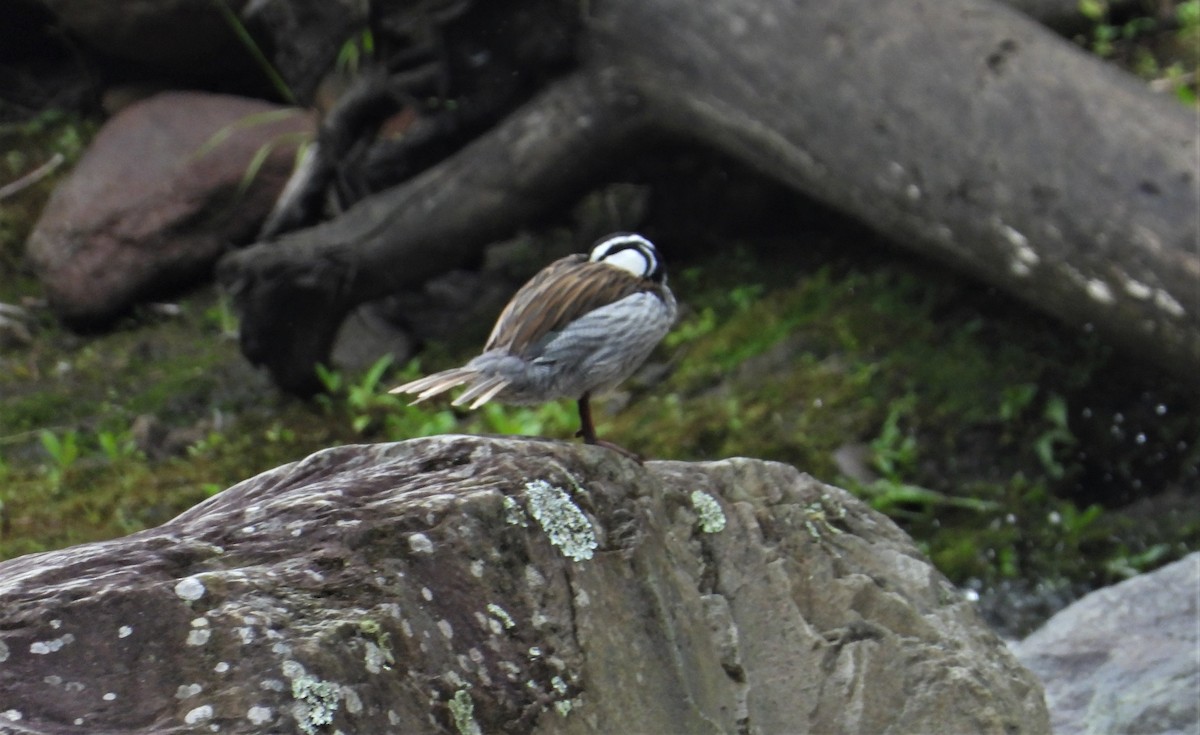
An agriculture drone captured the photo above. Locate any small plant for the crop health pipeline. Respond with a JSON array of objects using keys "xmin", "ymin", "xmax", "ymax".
[
  {"xmin": 96, "ymin": 429, "xmax": 139, "ymax": 462},
  {"xmin": 203, "ymin": 293, "xmax": 240, "ymax": 339},
  {"xmin": 870, "ymin": 397, "xmax": 919, "ymax": 480},
  {"xmin": 186, "ymin": 430, "xmax": 226, "ymax": 458},
  {"xmin": 1033, "ymin": 393, "xmax": 1076, "ymax": 479},
  {"xmin": 38, "ymin": 429, "xmax": 80, "ymax": 490},
  {"xmin": 336, "ymin": 30, "xmax": 376, "ymax": 76},
  {"xmin": 318, "ymin": 355, "xmax": 408, "ymax": 434}
]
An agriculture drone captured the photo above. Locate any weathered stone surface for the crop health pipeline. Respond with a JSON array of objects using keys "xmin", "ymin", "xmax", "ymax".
[
  {"xmin": 1012, "ymin": 552, "xmax": 1200, "ymax": 735},
  {"xmin": 26, "ymin": 91, "xmax": 314, "ymax": 325},
  {"xmin": 0, "ymin": 436, "xmax": 1050, "ymax": 734}
]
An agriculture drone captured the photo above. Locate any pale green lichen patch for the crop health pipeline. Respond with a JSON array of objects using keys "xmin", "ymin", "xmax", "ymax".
[
  {"xmin": 690, "ymin": 490, "xmax": 727, "ymax": 533},
  {"xmin": 486, "ymin": 603, "xmax": 516, "ymax": 630},
  {"xmin": 289, "ymin": 672, "xmax": 341, "ymax": 735},
  {"xmin": 502, "ymin": 495, "xmax": 527, "ymax": 527},
  {"xmin": 448, "ymin": 689, "xmax": 482, "ymax": 735},
  {"xmin": 554, "ymin": 699, "xmax": 575, "ymax": 717},
  {"xmin": 524, "ymin": 479, "xmax": 597, "ymax": 562}
]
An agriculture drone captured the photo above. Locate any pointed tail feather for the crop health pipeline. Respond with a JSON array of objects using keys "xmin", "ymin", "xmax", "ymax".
[
  {"xmin": 388, "ymin": 368, "xmax": 480, "ymax": 405},
  {"xmin": 451, "ymin": 375, "xmax": 511, "ymax": 410}
]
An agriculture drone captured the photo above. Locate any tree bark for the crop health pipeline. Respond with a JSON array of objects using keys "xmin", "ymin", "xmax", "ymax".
[
  {"xmin": 219, "ymin": 0, "xmax": 1199, "ymax": 393},
  {"xmin": 589, "ymin": 0, "xmax": 1199, "ymax": 376}
]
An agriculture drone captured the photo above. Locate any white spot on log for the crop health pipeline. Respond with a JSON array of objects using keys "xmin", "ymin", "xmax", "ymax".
[
  {"xmin": 102, "ymin": 693, "xmax": 117, "ymax": 701},
  {"xmin": 118, "ymin": 626, "xmax": 132, "ymax": 638},
  {"xmin": 470, "ymin": 560, "xmax": 485, "ymax": 578},
  {"xmin": 281, "ymin": 660, "xmax": 306, "ymax": 680},
  {"xmin": 344, "ymin": 687, "xmax": 363, "ymax": 714},
  {"xmin": 215, "ymin": 662, "xmax": 230, "ymax": 673},
  {"xmin": 174, "ymin": 576, "xmax": 206, "ymax": 601},
  {"xmin": 30, "ymin": 634, "xmax": 75, "ymax": 654},
  {"xmin": 1086, "ymin": 279, "xmax": 1115, "ymax": 304},
  {"xmin": 438, "ymin": 619, "xmax": 454, "ymax": 639},
  {"xmin": 524, "ymin": 565, "xmax": 545, "ymax": 589},
  {"xmin": 187, "ymin": 626, "xmax": 212, "ymax": 646},
  {"xmin": 2, "ymin": 710, "xmax": 21, "ymax": 722},
  {"xmin": 421, "ymin": 587, "xmax": 433, "ymax": 601},
  {"xmin": 1154, "ymin": 289, "xmax": 1186, "ymax": 317},
  {"xmin": 184, "ymin": 705, "xmax": 213, "ymax": 724},
  {"xmin": 408, "ymin": 533, "xmax": 433, "ymax": 554},
  {"xmin": 364, "ymin": 642, "xmax": 387, "ymax": 674},
  {"xmin": 248, "ymin": 706, "xmax": 273, "ymax": 725},
  {"xmin": 1123, "ymin": 278, "xmax": 1153, "ymax": 300},
  {"xmin": 176, "ymin": 684, "xmax": 203, "ymax": 699}
]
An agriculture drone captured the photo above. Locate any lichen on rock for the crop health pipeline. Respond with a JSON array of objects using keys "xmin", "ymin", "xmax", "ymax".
[
  {"xmin": 523, "ymin": 478, "xmax": 598, "ymax": 562},
  {"xmin": 690, "ymin": 489, "xmax": 727, "ymax": 533}
]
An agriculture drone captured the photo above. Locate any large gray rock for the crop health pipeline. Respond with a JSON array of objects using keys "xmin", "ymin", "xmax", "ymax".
[
  {"xmin": 26, "ymin": 91, "xmax": 314, "ymax": 326},
  {"xmin": 1012, "ymin": 552, "xmax": 1200, "ymax": 735},
  {"xmin": 0, "ymin": 437, "xmax": 1049, "ymax": 734}
]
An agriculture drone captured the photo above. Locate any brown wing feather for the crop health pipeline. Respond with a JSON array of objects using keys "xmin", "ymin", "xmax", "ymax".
[{"xmin": 485, "ymin": 256, "xmax": 654, "ymax": 357}]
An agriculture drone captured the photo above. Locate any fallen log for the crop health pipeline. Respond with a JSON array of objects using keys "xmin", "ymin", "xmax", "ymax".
[{"xmin": 218, "ymin": 0, "xmax": 1198, "ymax": 393}]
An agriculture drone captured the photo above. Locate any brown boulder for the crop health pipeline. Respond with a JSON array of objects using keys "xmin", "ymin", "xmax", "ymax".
[
  {"xmin": 26, "ymin": 91, "xmax": 314, "ymax": 326},
  {"xmin": 0, "ymin": 437, "xmax": 1050, "ymax": 733}
]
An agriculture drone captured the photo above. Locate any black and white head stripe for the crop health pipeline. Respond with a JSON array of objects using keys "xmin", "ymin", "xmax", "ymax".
[{"xmin": 589, "ymin": 233, "xmax": 664, "ymax": 281}]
